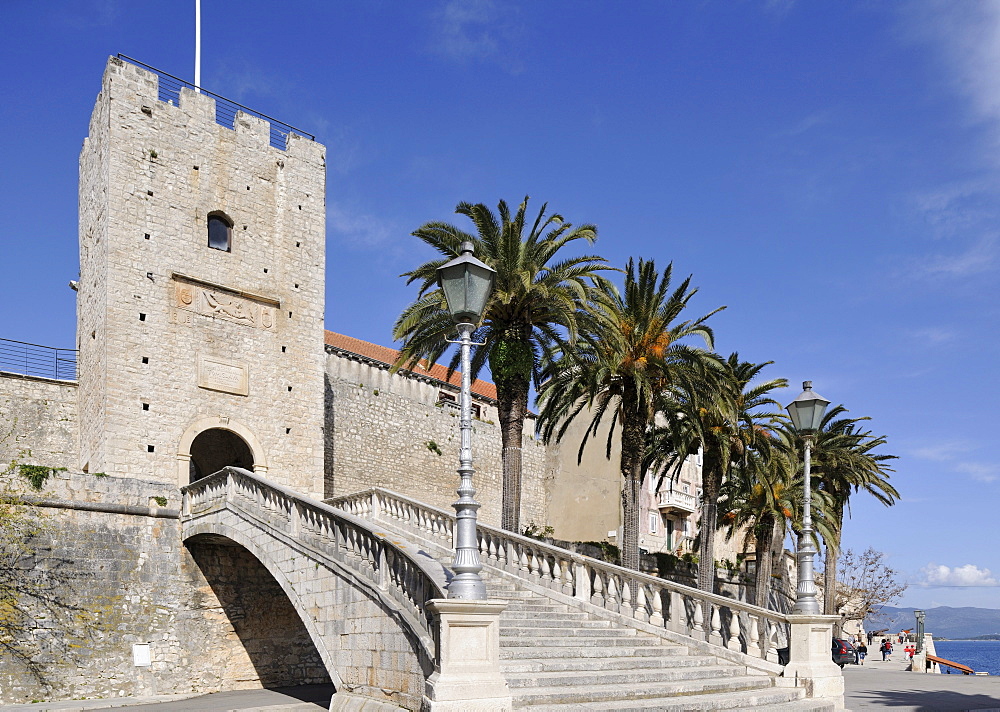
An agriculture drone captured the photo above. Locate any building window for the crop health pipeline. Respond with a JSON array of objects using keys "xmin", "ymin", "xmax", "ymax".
[
  {"xmin": 649, "ymin": 512, "xmax": 658, "ymax": 533},
  {"xmin": 207, "ymin": 212, "xmax": 233, "ymax": 251}
]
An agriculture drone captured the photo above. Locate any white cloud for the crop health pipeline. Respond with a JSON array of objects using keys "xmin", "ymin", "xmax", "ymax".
[
  {"xmin": 904, "ymin": 326, "xmax": 956, "ymax": 345},
  {"xmin": 903, "ymin": 234, "xmax": 998, "ymax": 279},
  {"xmin": 920, "ymin": 563, "xmax": 999, "ymax": 587},
  {"xmin": 910, "ymin": 180, "xmax": 998, "ymax": 239},
  {"xmin": 910, "ymin": 440, "xmax": 974, "ymax": 462},
  {"xmin": 954, "ymin": 462, "xmax": 1000, "ymax": 483},
  {"xmin": 328, "ymin": 203, "xmax": 396, "ymax": 249},
  {"xmin": 428, "ymin": 0, "xmax": 525, "ymax": 73},
  {"xmin": 903, "ymin": 1, "xmax": 1000, "ymax": 152}
]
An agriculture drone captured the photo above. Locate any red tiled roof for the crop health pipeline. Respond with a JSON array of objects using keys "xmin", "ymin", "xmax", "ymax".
[{"xmin": 324, "ymin": 331, "xmax": 498, "ymax": 401}]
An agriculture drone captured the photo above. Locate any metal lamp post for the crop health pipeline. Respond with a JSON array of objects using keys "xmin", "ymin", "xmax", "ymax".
[
  {"xmin": 436, "ymin": 241, "xmax": 496, "ymax": 600},
  {"xmin": 785, "ymin": 381, "xmax": 831, "ymax": 615}
]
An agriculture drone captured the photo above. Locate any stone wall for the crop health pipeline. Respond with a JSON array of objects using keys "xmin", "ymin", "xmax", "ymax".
[
  {"xmin": 0, "ymin": 470, "xmax": 328, "ymax": 704},
  {"xmin": 0, "ymin": 373, "xmax": 78, "ymax": 471},
  {"xmin": 324, "ymin": 351, "xmax": 552, "ymax": 530}
]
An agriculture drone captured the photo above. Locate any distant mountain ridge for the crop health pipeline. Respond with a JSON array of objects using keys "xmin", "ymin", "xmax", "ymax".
[{"xmin": 867, "ymin": 606, "xmax": 1000, "ymax": 640}]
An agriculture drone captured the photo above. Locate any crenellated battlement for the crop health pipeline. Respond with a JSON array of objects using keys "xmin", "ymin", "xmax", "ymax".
[{"xmin": 99, "ymin": 55, "xmax": 316, "ymax": 153}]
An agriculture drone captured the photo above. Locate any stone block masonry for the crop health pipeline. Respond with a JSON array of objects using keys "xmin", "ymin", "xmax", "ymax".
[
  {"xmin": 324, "ymin": 351, "xmax": 552, "ymax": 529},
  {"xmin": 0, "ymin": 469, "xmax": 330, "ymax": 704},
  {"xmin": 0, "ymin": 373, "xmax": 78, "ymax": 470}
]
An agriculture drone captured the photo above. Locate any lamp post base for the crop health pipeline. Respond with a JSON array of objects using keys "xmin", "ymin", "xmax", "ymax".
[
  {"xmin": 776, "ymin": 613, "xmax": 845, "ymax": 708},
  {"xmin": 422, "ymin": 599, "xmax": 511, "ymax": 711}
]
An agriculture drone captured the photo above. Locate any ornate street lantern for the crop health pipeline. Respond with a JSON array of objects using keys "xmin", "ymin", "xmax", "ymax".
[
  {"xmin": 436, "ymin": 241, "xmax": 496, "ymax": 325},
  {"xmin": 435, "ymin": 241, "xmax": 496, "ymax": 600},
  {"xmin": 784, "ymin": 380, "xmax": 831, "ymax": 615}
]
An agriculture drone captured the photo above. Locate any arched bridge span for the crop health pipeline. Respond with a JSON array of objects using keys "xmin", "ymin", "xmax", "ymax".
[{"xmin": 180, "ymin": 468, "xmax": 448, "ymax": 709}]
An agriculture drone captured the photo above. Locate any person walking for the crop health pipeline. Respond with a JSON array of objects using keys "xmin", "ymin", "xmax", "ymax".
[
  {"xmin": 880, "ymin": 639, "xmax": 889, "ymax": 661},
  {"xmin": 858, "ymin": 641, "xmax": 868, "ymax": 665}
]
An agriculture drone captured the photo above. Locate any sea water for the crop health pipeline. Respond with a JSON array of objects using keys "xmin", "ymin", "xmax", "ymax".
[{"xmin": 934, "ymin": 640, "xmax": 1000, "ymax": 676}]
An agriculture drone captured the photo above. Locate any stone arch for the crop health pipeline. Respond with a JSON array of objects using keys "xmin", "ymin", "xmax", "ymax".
[
  {"xmin": 177, "ymin": 417, "xmax": 268, "ymax": 487},
  {"xmin": 183, "ymin": 524, "xmax": 343, "ymax": 690}
]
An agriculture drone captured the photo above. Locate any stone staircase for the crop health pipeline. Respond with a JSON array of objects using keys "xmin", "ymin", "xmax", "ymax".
[
  {"xmin": 358, "ymin": 514, "xmax": 833, "ymax": 711},
  {"xmin": 485, "ymin": 575, "xmax": 831, "ymax": 710}
]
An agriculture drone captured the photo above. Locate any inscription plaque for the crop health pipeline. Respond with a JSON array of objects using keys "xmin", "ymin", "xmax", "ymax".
[{"xmin": 197, "ymin": 356, "xmax": 249, "ymax": 396}]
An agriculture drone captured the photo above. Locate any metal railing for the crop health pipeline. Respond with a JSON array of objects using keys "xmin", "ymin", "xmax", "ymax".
[
  {"xmin": 117, "ymin": 55, "xmax": 315, "ymax": 151},
  {"xmin": 0, "ymin": 338, "xmax": 77, "ymax": 381}
]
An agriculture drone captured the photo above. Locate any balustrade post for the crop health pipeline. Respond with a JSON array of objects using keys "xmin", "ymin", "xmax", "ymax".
[
  {"xmin": 634, "ymin": 584, "xmax": 648, "ymax": 623},
  {"xmin": 572, "ymin": 557, "xmax": 590, "ymax": 601},
  {"xmin": 371, "ymin": 490, "xmax": 380, "ymax": 521},
  {"xmin": 181, "ymin": 490, "xmax": 190, "ymax": 517},
  {"xmin": 747, "ymin": 615, "xmax": 762, "ymax": 658},
  {"xmin": 765, "ymin": 621, "xmax": 780, "ymax": 664},
  {"xmin": 709, "ymin": 605, "xmax": 723, "ymax": 646},
  {"xmin": 692, "ymin": 597, "xmax": 704, "ymax": 636},
  {"xmin": 726, "ymin": 609, "xmax": 741, "ymax": 650},
  {"xmin": 288, "ymin": 500, "xmax": 302, "ymax": 539},
  {"xmin": 649, "ymin": 587, "xmax": 664, "ymax": 627},
  {"xmin": 377, "ymin": 542, "xmax": 388, "ymax": 591}
]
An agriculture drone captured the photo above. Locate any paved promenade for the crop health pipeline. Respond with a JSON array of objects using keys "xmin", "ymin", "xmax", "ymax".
[
  {"xmin": 6, "ymin": 663, "xmax": 1000, "ymax": 711},
  {"xmin": 845, "ymin": 657, "xmax": 1000, "ymax": 710}
]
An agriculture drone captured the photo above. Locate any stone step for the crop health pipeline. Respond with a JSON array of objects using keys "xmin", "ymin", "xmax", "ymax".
[
  {"xmin": 501, "ymin": 617, "xmax": 612, "ymax": 629},
  {"xmin": 516, "ymin": 686, "xmax": 833, "ymax": 710},
  {"xmin": 501, "ymin": 626, "xmax": 638, "ymax": 639},
  {"xmin": 511, "ymin": 675, "xmax": 776, "ymax": 706},
  {"xmin": 501, "ymin": 610, "xmax": 591, "ymax": 621},
  {"xmin": 503, "ymin": 663, "xmax": 745, "ymax": 689},
  {"xmin": 501, "ymin": 652, "xmax": 711, "ymax": 674},
  {"xmin": 500, "ymin": 644, "xmax": 681, "ymax": 660},
  {"xmin": 499, "ymin": 635, "xmax": 663, "ymax": 648}
]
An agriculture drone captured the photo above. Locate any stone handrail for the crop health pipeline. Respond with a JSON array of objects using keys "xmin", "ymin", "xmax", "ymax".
[
  {"xmin": 330, "ymin": 488, "xmax": 791, "ymax": 663},
  {"xmin": 182, "ymin": 470, "xmax": 448, "ymax": 654}
]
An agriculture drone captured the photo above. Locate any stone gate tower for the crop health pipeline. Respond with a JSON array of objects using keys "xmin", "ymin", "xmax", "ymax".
[{"xmin": 77, "ymin": 56, "xmax": 326, "ymax": 497}]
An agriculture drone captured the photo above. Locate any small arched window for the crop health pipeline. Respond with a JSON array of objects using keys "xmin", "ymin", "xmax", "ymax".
[{"xmin": 207, "ymin": 212, "xmax": 233, "ymax": 252}]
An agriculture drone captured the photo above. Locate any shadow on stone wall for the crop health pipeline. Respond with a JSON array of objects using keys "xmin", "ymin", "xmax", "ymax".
[{"xmin": 187, "ymin": 537, "xmax": 332, "ymax": 688}]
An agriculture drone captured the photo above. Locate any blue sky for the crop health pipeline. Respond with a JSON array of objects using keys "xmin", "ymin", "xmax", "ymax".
[{"xmin": 2, "ymin": 1, "xmax": 999, "ymax": 609}]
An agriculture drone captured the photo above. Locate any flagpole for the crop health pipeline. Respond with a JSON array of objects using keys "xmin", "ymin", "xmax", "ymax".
[{"xmin": 194, "ymin": 0, "xmax": 201, "ymax": 92}]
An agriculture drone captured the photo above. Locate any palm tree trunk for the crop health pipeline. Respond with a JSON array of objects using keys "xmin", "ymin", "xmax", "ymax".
[
  {"xmin": 619, "ymin": 412, "xmax": 645, "ymax": 571},
  {"xmin": 697, "ymin": 449, "xmax": 722, "ymax": 593},
  {"xmin": 754, "ymin": 514, "xmax": 776, "ymax": 609},
  {"xmin": 497, "ymin": 377, "xmax": 529, "ymax": 533}
]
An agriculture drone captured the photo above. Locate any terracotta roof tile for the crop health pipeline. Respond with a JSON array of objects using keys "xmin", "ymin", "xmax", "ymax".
[{"xmin": 324, "ymin": 330, "xmax": 498, "ymax": 401}]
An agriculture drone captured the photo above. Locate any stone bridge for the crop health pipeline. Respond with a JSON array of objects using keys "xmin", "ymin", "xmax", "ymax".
[
  {"xmin": 182, "ymin": 469, "xmax": 846, "ymax": 711},
  {"xmin": 180, "ymin": 468, "xmax": 449, "ymax": 710}
]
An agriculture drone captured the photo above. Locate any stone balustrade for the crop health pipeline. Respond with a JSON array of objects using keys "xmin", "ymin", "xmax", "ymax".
[
  {"xmin": 330, "ymin": 487, "xmax": 792, "ymax": 664},
  {"xmin": 183, "ymin": 469, "xmax": 447, "ymax": 652}
]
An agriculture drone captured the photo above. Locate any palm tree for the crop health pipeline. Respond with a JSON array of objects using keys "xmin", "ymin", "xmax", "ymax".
[
  {"xmin": 718, "ymin": 449, "xmax": 792, "ymax": 608},
  {"xmin": 651, "ymin": 354, "xmax": 786, "ymax": 593},
  {"xmin": 719, "ymin": 445, "xmax": 838, "ymax": 610},
  {"xmin": 537, "ymin": 258, "xmax": 722, "ymax": 571},
  {"xmin": 788, "ymin": 407, "xmax": 898, "ymax": 616},
  {"xmin": 392, "ymin": 197, "xmax": 611, "ymax": 532}
]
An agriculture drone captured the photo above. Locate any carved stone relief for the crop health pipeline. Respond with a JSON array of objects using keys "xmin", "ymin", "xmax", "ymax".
[{"xmin": 171, "ymin": 279, "xmax": 276, "ymax": 331}]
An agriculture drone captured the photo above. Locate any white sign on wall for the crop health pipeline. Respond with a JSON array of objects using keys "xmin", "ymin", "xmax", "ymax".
[{"xmin": 132, "ymin": 643, "xmax": 151, "ymax": 667}]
